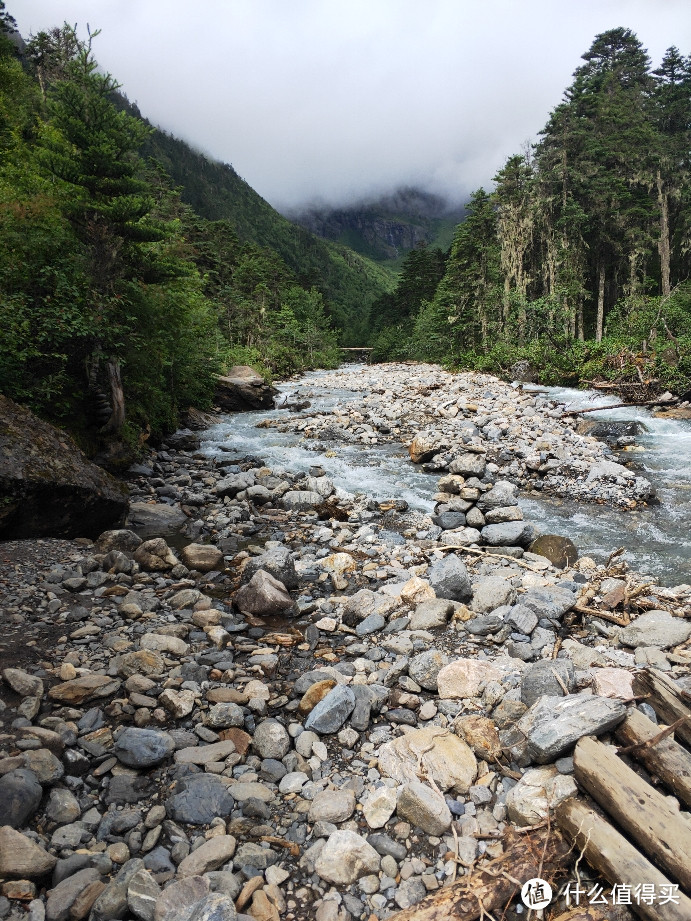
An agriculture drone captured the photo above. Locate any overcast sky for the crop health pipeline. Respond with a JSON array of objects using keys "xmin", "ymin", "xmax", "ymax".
[{"xmin": 12, "ymin": 1, "xmax": 691, "ymax": 213}]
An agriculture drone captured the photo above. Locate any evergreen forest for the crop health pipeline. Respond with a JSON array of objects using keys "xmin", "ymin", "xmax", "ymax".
[
  {"xmin": 2, "ymin": 11, "xmax": 691, "ymax": 461},
  {"xmin": 371, "ymin": 28, "xmax": 691, "ymax": 397},
  {"xmin": 0, "ymin": 7, "xmax": 390, "ymax": 451}
]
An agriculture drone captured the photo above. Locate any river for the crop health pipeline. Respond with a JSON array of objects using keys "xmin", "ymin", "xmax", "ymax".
[{"xmin": 200, "ymin": 367, "xmax": 691, "ymax": 585}]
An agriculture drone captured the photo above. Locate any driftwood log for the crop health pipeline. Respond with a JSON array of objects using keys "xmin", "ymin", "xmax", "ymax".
[
  {"xmin": 387, "ymin": 826, "xmax": 570, "ymax": 921},
  {"xmin": 614, "ymin": 708, "xmax": 691, "ymax": 808},
  {"xmin": 573, "ymin": 736, "xmax": 691, "ymax": 892},
  {"xmin": 556, "ymin": 798, "xmax": 691, "ymax": 921},
  {"xmin": 632, "ymin": 669, "xmax": 691, "ymax": 749}
]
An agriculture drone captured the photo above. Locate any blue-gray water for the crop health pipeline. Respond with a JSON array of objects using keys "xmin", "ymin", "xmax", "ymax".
[{"xmin": 201, "ymin": 369, "xmax": 691, "ymax": 585}]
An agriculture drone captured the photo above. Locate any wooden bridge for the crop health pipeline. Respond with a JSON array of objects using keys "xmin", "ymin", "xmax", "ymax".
[{"xmin": 339, "ymin": 347, "xmax": 374, "ymax": 364}]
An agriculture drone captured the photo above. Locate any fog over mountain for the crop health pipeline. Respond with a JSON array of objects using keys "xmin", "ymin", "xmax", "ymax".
[{"xmin": 12, "ymin": 0, "xmax": 691, "ymax": 212}]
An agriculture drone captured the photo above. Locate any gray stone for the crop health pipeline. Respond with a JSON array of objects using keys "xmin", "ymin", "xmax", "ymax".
[
  {"xmin": 520, "ymin": 586, "xmax": 576, "ymax": 621},
  {"xmin": 177, "ymin": 837, "xmax": 237, "ymax": 878},
  {"xmin": 0, "ymin": 769, "xmax": 43, "ymax": 828},
  {"xmin": 127, "ymin": 868, "xmax": 161, "ymax": 921},
  {"xmin": 234, "ymin": 570, "xmax": 293, "ymax": 616},
  {"xmin": 620, "ymin": 610, "xmax": 691, "ymax": 649},
  {"xmin": 45, "ymin": 788, "xmax": 81, "ymax": 826},
  {"xmin": 506, "ymin": 604, "xmax": 538, "ymax": 635},
  {"xmin": 394, "ymin": 878, "xmax": 427, "ymax": 911},
  {"xmin": 165, "ymin": 775, "xmax": 235, "ymax": 825},
  {"xmin": 282, "ymin": 490, "xmax": 322, "ymax": 510},
  {"xmin": 86, "ymin": 857, "xmax": 145, "ymax": 921},
  {"xmin": 518, "ymin": 694, "xmax": 627, "ymax": 764},
  {"xmin": 234, "ymin": 842, "xmax": 278, "ymax": 870},
  {"xmin": 206, "ymin": 703, "xmax": 245, "ymax": 730},
  {"xmin": 314, "ymin": 831, "xmax": 380, "ymax": 885},
  {"xmin": 113, "ymin": 729, "xmax": 175, "ymax": 768},
  {"xmin": 520, "ymin": 660, "xmax": 575, "ymax": 707},
  {"xmin": 449, "ymin": 453, "xmax": 486, "ymax": 477},
  {"xmin": 305, "ymin": 685, "xmax": 356, "ymax": 734},
  {"xmin": 153, "ymin": 877, "xmax": 210, "ymax": 921},
  {"xmin": 185, "ymin": 893, "xmax": 237, "ymax": 921},
  {"xmin": 427, "ymin": 555, "xmax": 471, "ymax": 601},
  {"xmin": 355, "ymin": 613, "xmax": 386, "ymax": 636},
  {"xmin": 180, "ymin": 544, "xmax": 224, "ymax": 573},
  {"xmin": 396, "ymin": 782, "xmax": 452, "ymax": 835},
  {"xmin": 505, "ymin": 765, "xmax": 577, "ymax": 826},
  {"xmin": 96, "ymin": 529, "xmax": 142, "ymax": 552},
  {"xmin": 127, "ymin": 503, "xmax": 186, "ymax": 538},
  {"xmin": 308, "ymin": 789, "xmax": 356, "ymax": 824},
  {"xmin": 46, "ymin": 868, "xmax": 103, "ymax": 921},
  {"xmin": 484, "ymin": 505, "xmax": 523, "ymax": 524},
  {"xmin": 471, "ymin": 577, "xmax": 516, "ymax": 613},
  {"xmin": 477, "ymin": 480, "xmax": 518, "ymax": 509},
  {"xmin": 242, "ymin": 547, "xmax": 298, "ymax": 589},
  {"xmin": 408, "ymin": 650, "xmax": 450, "ymax": 692},
  {"xmin": 2, "ymin": 668, "xmax": 43, "ymax": 698},
  {"xmin": 252, "ymin": 719, "xmax": 290, "ymax": 759},
  {"xmin": 409, "ymin": 599, "xmax": 461, "ymax": 630},
  {"xmin": 481, "ymin": 522, "xmax": 534, "ymax": 547}
]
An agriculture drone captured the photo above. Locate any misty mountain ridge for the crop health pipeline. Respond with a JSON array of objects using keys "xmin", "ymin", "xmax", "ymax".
[{"xmin": 289, "ymin": 186, "xmax": 466, "ymax": 264}]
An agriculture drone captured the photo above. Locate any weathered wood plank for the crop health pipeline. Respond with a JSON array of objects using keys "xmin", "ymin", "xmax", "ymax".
[
  {"xmin": 632, "ymin": 669, "xmax": 691, "ymax": 749},
  {"xmin": 573, "ymin": 736, "xmax": 691, "ymax": 891},
  {"xmin": 615, "ymin": 708, "xmax": 691, "ymax": 808},
  {"xmin": 557, "ymin": 797, "xmax": 691, "ymax": 921},
  {"xmin": 386, "ymin": 826, "xmax": 570, "ymax": 921}
]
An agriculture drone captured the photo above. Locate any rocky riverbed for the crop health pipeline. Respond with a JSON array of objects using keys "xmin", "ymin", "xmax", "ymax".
[{"xmin": 1, "ymin": 364, "xmax": 690, "ymax": 921}]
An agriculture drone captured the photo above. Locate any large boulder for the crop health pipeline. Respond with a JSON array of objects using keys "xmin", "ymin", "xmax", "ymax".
[
  {"xmin": 0, "ymin": 394, "xmax": 128, "ymax": 539},
  {"xmin": 214, "ymin": 367, "xmax": 276, "ymax": 411},
  {"xmin": 126, "ymin": 503, "xmax": 187, "ymax": 539}
]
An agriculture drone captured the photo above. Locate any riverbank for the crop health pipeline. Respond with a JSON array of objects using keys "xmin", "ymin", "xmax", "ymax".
[{"xmin": 1, "ymin": 364, "xmax": 690, "ymax": 921}]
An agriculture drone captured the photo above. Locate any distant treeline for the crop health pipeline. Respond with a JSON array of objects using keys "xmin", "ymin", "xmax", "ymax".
[{"xmin": 371, "ymin": 28, "xmax": 691, "ymax": 394}]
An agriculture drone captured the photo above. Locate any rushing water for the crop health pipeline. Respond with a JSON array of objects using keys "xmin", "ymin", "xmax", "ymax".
[{"xmin": 200, "ymin": 368, "xmax": 691, "ymax": 585}]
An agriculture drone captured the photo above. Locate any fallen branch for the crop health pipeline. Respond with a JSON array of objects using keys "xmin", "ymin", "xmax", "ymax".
[
  {"xmin": 573, "ymin": 603, "xmax": 629, "ymax": 627},
  {"xmin": 387, "ymin": 826, "xmax": 570, "ymax": 921},
  {"xmin": 563, "ymin": 398, "xmax": 677, "ymax": 415},
  {"xmin": 435, "ymin": 545, "xmax": 544, "ymax": 573}
]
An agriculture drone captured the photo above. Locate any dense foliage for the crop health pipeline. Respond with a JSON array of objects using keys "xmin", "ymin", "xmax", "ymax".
[
  {"xmin": 0, "ymin": 21, "xmax": 345, "ymax": 447},
  {"xmin": 372, "ymin": 29, "xmax": 691, "ymax": 395}
]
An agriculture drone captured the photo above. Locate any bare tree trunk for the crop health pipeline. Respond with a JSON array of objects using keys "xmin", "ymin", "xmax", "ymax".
[
  {"xmin": 577, "ymin": 302, "xmax": 584, "ymax": 341},
  {"xmin": 657, "ymin": 171, "xmax": 671, "ymax": 298},
  {"xmin": 596, "ymin": 260, "xmax": 606, "ymax": 343},
  {"xmin": 102, "ymin": 358, "xmax": 125, "ymax": 434}
]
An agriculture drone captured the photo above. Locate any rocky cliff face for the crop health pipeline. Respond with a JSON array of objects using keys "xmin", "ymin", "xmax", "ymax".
[
  {"xmin": 291, "ymin": 187, "xmax": 465, "ymax": 261},
  {"xmin": 0, "ymin": 395, "xmax": 129, "ymax": 539}
]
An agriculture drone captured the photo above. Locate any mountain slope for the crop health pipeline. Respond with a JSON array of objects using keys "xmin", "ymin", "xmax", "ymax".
[
  {"xmin": 291, "ymin": 187, "xmax": 466, "ymax": 267},
  {"xmin": 133, "ymin": 117, "xmax": 394, "ymax": 342}
]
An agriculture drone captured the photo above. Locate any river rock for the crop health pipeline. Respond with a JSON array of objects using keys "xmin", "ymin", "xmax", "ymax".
[
  {"xmin": 2, "ymin": 667, "xmax": 43, "ymax": 698},
  {"xmin": 362, "ymin": 787, "xmax": 398, "ymax": 829},
  {"xmin": 518, "ymin": 694, "xmax": 627, "ymax": 763},
  {"xmin": 165, "ymin": 775, "xmax": 235, "ymax": 825},
  {"xmin": 484, "ymin": 505, "xmax": 524, "ymax": 524},
  {"xmin": 242, "ymin": 547, "xmax": 299, "ymax": 589},
  {"xmin": 126, "ymin": 502, "xmax": 187, "ymax": 538},
  {"xmin": 158, "ymin": 688, "xmax": 196, "ymax": 718},
  {"xmin": 506, "ymin": 765, "xmax": 577, "ymax": 826},
  {"xmin": 529, "ymin": 535, "xmax": 578, "ymax": 568},
  {"xmin": 298, "ymin": 679, "xmax": 337, "ymax": 716},
  {"xmin": 48, "ymin": 675, "xmax": 121, "ymax": 704},
  {"xmin": 437, "ymin": 658, "xmax": 503, "ymax": 699},
  {"xmin": 471, "ymin": 576, "xmax": 516, "ymax": 613},
  {"xmin": 396, "ymin": 782, "xmax": 452, "ymax": 836},
  {"xmin": 46, "ymin": 868, "xmax": 104, "ymax": 921},
  {"xmin": 619, "ymin": 610, "xmax": 691, "ymax": 649},
  {"xmin": 0, "ymin": 770, "xmax": 43, "ymax": 828},
  {"xmin": 113, "ymin": 728, "xmax": 175, "ymax": 768},
  {"xmin": 521, "ymin": 660, "xmax": 575, "ymax": 707},
  {"xmin": 177, "ymin": 836, "xmax": 237, "ymax": 878},
  {"xmin": 116, "ymin": 650, "xmax": 165, "ymax": 678},
  {"xmin": 305, "ymin": 685, "xmax": 356, "ymax": 734},
  {"xmin": 0, "ymin": 394, "xmax": 128, "ymax": 539},
  {"xmin": 282, "ymin": 490, "xmax": 322, "ymax": 510},
  {"xmin": 453, "ymin": 715, "xmax": 502, "ymax": 761},
  {"xmin": 174, "ymin": 741, "xmax": 237, "ymax": 765},
  {"xmin": 96, "ymin": 528, "xmax": 142, "ymax": 552},
  {"xmin": 0, "ymin": 826, "xmax": 57, "ymax": 878},
  {"xmin": 206, "ymin": 702, "xmax": 244, "ymax": 729},
  {"xmin": 179, "ymin": 543, "xmax": 224, "ymax": 573},
  {"xmin": 591, "ymin": 667, "xmax": 634, "ymax": 699},
  {"xmin": 252, "ymin": 719, "xmax": 290, "ymax": 759},
  {"xmin": 427, "ymin": 555, "xmax": 471, "ymax": 601},
  {"xmin": 377, "ymin": 727, "xmax": 477, "ymax": 794},
  {"xmin": 308, "ymin": 790, "xmax": 356, "ymax": 824},
  {"xmin": 140, "ymin": 633, "xmax": 189, "ymax": 656},
  {"xmin": 215, "ymin": 366, "xmax": 276, "ymax": 411},
  {"xmin": 409, "ymin": 433, "xmax": 441, "ymax": 464},
  {"xmin": 409, "ymin": 599, "xmax": 463, "ymax": 630},
  {"xmin": 234, "ymin": 570, "xmax": 293, "ymax": 616},
  {"xmin": 449, "ymin": 453, "xmax": 486, "ymax": 477},
  {"xmin": 126, "ymin": 868, "xmax": 160, "ymax": 921},
  {"xmin": 481, "ymin": 522, "xmax": 534, "ymax": 546},
  {"xmin": 133, "ymin": 538, "xmax": 179, "ymax": 571},
  {"xmin": 314, "ymin": 831, "xmax": 380, "ymax": 885},
  {"xmin": 153, "ymin": 877, "xmax": 210, "ymax": 921},
  {"xmin": 408, "ymin": 650, "xmax": 449, "ymax": 691}
]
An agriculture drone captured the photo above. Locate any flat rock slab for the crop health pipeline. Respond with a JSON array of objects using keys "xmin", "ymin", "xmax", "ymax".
[
  {"xmin": 377, "ymin": 727, "xmax": 477, "ymax": 794},
  {"xmin": 0, "ymin": 825, "xmax": 57, "ymax": 878},
  {"xmin": 174, "ymin": 741, "xmax": 237, "ymax": 765},
  {"xmin": 620, "ymin": 610, "xmax": 691, "ymax": 649},
  {"xmin": 48, "ymin": 675, "xmax": 121, "ymax": 705},
  {"xmin": 518, "ymin": 694, "xmax": 627, "ymax": 763}
]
